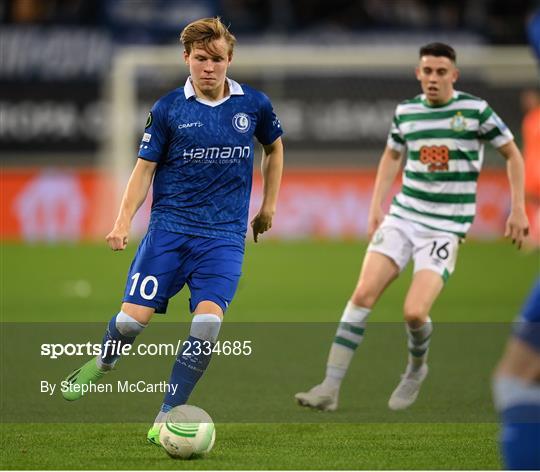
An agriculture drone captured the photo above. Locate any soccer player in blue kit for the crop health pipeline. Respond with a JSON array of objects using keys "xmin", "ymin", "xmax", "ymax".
[
  {"xmin": 61, "ymin": 17, "xmax": 284, "ymax": 445},
  {"xmin": 491, "ymin": 15, "xmax": 540, "ymax": 469},
  {"xmin": 493, "ymin": 280, "xmax": 540, "ymax": 469}
]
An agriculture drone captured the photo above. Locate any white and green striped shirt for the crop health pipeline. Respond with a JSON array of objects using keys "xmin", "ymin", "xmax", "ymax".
[{"xmin": 387, "ymin": 90, "xmax": 513, "ymax": 237}]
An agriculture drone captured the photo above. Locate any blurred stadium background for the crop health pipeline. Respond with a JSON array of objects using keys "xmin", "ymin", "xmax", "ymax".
[
  {"xmin": 1, "ymin": 2, "xmax": 539, "ymax": 469},
  {"xmin": 1, "ymin": 0, "xmax": 539, "ymax": 243}
]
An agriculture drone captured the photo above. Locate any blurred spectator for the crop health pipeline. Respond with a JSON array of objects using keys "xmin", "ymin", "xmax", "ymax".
[
  {"xmin": 286, "ymin": 0, "xmax": 368, "ymax": 32},
  {"xmin": 521, "ymin": 88, "xmax": 540, "ymax": 248},
  {"xmin": 219, "ymin": 0, "xmax": 274, "ymax": 33},
  {"xmin": 11, "ymin": 0, "xmax": 49, "ymax": 23},
  {"xmin": 6, "ymin": 0, "xmax": 101, "ymax": 25},
  {"xmin": 522, "ymin": 8, "xmax": 540, "ymax": 248},
  {"xmin": 1, "ymin": 0, "xmax": 536, "ymax": 45},
  {"xmin": 102, "ymin": 0, "xmax": 217, "ymax": 44},
  {"xmin": 486, "ymin": 0, "xmax": 535, "ymax": 44},
  {"xmin": 527, "ymin": 8, "xmax": 540, "ymax": 61}
]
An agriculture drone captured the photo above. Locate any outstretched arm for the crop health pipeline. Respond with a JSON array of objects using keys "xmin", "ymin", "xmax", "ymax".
[
  {"xmin": 106, "ymin": 158, "xmax": 157, "ymax": 251},
  {"xmin": 498, "ymin": 141, "xmax": 529, "ymax": 249},
  {"xmin": 251, "ymin": 137, "xmax": 284, "ymax": 243},
  {"xmin": 367, "ymin": 146, "xmax": 403, "ymax": 240}
]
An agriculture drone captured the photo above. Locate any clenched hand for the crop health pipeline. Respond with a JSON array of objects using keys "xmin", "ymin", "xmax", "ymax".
[{"xmin": 106, "ymin": 225, "xmax": 129, "ymax": 251}]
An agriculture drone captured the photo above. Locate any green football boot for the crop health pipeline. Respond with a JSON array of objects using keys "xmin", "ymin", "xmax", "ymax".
[
  {"xmin": 147, "ymin": 423, "xmax": 163, "ymax": 446},
  {"xmin": 61, "ymin": 357, "xmax": 108, "ymax": 401}
]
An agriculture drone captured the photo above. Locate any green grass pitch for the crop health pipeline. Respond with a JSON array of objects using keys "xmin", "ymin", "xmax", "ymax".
[{"xmin": 1, "ymin": 239, "xmax": 538, "ymax": 469}]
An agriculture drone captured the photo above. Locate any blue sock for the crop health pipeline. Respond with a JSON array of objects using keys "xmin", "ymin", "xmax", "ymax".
[
  {"xmin": 493, "ymin": 376, "xmax": 540, "ymax": 470},
  {"xmin": 98, "ymin": 311, "xmax": 146, "ymax": 368},
  {"xmin": 160, "ymin": 314, "xmax": 221, "ymax": 412},
  {"xmin": 501, "ymin": 405, "xmax": 540, "ymax": 470}
]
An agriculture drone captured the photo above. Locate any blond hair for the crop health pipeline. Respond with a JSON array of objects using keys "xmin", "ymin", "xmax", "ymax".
[{"xmin": 180, "ymin": 17, "xmax": 236, "ymax": 57}]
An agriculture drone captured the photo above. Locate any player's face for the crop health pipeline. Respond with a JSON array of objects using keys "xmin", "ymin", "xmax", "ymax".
[
  {"xmin": 184, "ymin": 38, "xmax": 232, "ymax": 99},
  {"xmin": 416, "ymin": 55, "xmax": 458, "ymax": 105}
]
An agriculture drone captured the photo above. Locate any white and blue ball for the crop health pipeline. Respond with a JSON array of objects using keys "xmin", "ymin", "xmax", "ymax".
[{"xmin": 159, "ymin": 405, "xmax": 215, "ymax": 459}]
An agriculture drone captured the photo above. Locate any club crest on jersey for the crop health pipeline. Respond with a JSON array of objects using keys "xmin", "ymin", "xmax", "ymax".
[
  {"xmin": 450, "ymin": 111, "xmax": 466, "ymax": 132},
  {"xmin": 232, "ymin": 113, "xmax": 251, "ymax": 133}
]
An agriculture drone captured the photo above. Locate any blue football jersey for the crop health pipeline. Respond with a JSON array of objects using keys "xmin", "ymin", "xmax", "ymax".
[
  {"xmin": 138, "ymin": 77, "xmax": 283, "ymax": 243},
  {"xmin": 513, "ymin": 278, "xmax": 540, "ymax": 351},
  {"xmin": 521, "ymin": 279, "xmax": 540, "ymax": 323}
]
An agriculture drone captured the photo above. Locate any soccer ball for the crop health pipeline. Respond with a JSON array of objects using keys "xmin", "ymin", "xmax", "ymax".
[{"xmin": 159, "ymin": 405, "xmax": 216, "ymax": 459}]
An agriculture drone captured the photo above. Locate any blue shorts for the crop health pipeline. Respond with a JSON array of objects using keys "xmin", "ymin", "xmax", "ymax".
[
  {"xmin": 513, "ymin": 279, "xmax": 540, "ymax": 352},
  {"xmin": 123, "ymin": 230, "xmax": 244, "ymax": 314}
]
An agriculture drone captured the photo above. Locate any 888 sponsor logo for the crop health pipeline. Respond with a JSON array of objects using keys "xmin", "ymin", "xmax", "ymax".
[{"xmin": 419, "ymin": 145, "xmax": 450, "ymax": 172}]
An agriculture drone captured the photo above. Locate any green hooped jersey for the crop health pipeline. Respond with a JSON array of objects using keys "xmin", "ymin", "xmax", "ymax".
[{"xmin": 387, "ymin": 90, "xmax": 513, "ymax": 238}]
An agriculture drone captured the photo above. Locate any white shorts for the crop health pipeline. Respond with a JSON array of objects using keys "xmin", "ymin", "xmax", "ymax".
[{"xmin": 367, "ymin": 215, "xmax": 460, "ymax": 282}]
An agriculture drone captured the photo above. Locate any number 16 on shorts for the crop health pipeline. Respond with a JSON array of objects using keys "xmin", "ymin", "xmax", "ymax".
[
  {"xmin": 429, "ymin": 241, "xmax": 451, "ymax": 260},
  {"xmin": 421, "ymin": 237, "xmax": 459, "ymax": 280}
]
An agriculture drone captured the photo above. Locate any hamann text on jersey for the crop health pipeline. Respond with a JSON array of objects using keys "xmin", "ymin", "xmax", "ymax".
[
  {"xmin": 138, "ymin": 78, "xmax": 283, "ymax": 243},
  {"xmin": 387, "ymin": 90, "xmax": 513, "ymax": 238}
]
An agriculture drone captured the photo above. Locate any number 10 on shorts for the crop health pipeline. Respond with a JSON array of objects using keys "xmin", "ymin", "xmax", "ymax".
[{"xmin": 129, "ymin": 273, "xmax": 159, "ymax": 300}]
